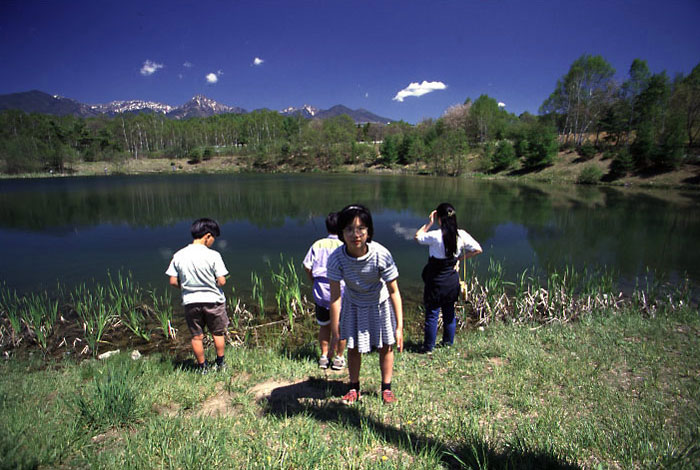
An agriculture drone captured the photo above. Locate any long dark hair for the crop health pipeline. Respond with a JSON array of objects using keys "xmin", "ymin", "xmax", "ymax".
[{"xmin": 436, "ymin": 202, "xmax": 458, "ymax": 257}]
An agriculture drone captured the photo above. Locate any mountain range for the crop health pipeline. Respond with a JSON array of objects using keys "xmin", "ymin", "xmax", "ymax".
[{"xmin": 0, "ymin": 90, "xmax": 393, "ymax": 124}]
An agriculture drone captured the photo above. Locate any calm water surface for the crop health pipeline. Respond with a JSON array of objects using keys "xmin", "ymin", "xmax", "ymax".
[{"xmin": 1, "ymin": 173, "xmax": 698, "ymax": 306}]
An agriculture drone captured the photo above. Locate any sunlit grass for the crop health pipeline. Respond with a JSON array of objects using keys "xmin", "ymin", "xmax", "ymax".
[{"xmin": 1, "ymin": 302, "xmax": 698, "ymax": 469}]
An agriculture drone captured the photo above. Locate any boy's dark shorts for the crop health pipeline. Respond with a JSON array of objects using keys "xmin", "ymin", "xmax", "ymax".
[
  {"xmin": 315, "ymin": 304, "xmax": 330, "ymax": 326},
  {"xmin": 184, "ymin": 302, "xmax": 229, "ymax": 337}
]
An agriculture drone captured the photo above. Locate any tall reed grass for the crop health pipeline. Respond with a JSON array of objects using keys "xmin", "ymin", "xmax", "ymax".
[
  {"xmin": 460, "ymin": 259, "xmax": 690, "ymax": 326},
  {"xmin": 149, "ymin": 288, "xmax": 176, "ymax": 340},
  {"xmin": 19, "ymin": 291, "xmax": 59, "ymax": 353},
  {"xmin": 0, "ymin": 286, "xmax": 59, "ymax": 352},
  {"xmin": 108, "ymin": 271, "xmax": 150, "ymax": 341},
  {"xmin": 268, "ymin": 254, "xmax": 304, "ymax": 330},
  {"xmin": 71, "ymin": 284, "xmax": 115, "ymax": 356},
  {"xmin": 0, "ymin": 257, "xmax": 694, "ymax": 358},
  {"xmin": 250, "ymin": 271, "xmax": 265, "ymax": 317},
  {"xmin": 0, "ymin": 286, "xmax": 24, "ymax": 347}
]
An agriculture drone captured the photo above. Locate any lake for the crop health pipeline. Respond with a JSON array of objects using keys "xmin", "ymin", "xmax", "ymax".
[{"xmin": 0, "ymin": 173, "xmax": 698, "ymax": 306}]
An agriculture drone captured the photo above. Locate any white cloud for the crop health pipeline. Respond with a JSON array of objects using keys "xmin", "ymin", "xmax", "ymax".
[
  {"xmin": 391, "ymin": 223, "xmax": 417, "ymax": 241},
  {"xmin": 253, "ymin": 57, "xmax": 264, "ymax": 66},
  {"xmin": 206, "ymin": 73, "xmax": 218, "ymax": 84},
  {"xmin": 365, "ymin": 92, "xmax": 369, "ymax": 98},
  {"xmin": 183, "ymin": 61, "xmax": 193, "ymax": 68},
  {"xmin": 140, "ymin": 60, "xmax": 163, "ymax": 76},
  {"xmin": 498, "ymin": 102, "xmax": 506, "ymax": 108},
  {"xmin": 393, "ymin": 80, "xmax": 447, "ymax": 102}
]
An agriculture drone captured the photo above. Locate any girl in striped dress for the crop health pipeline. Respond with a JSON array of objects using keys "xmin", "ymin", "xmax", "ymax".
[{"xmin": 327, "ymin": 204, "xmax": 404, "ymax": 404}]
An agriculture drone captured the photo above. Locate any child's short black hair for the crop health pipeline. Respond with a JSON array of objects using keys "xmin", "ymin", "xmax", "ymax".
[
  {"xmin": 191, "ymin": 218, "xmax": 221, "ymax": 239},
  {"xmin": 337, "ymin": 204, "xmax": 373, "ymax": 244},
  {"xmin": 325, "ymin": 212, "xmax": 339, "ymax": 235}
]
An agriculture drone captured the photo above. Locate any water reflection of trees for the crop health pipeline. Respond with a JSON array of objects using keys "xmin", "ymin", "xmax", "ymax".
[
  {"xmin": 1, "ymin": 174, "xmax": 698, "ymax": 281},
  {"xmin": 0, "ymin": 174, "xmax": 494, "ymax": 229},
  {"xmin": 527, "ymin": 188, "xmax": 700, "ymax": 280}
]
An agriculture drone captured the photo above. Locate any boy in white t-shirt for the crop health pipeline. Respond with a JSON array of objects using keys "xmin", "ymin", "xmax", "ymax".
[{"xmin": 166, "ymin": 218, "xmax": 229, "ymax": 372}]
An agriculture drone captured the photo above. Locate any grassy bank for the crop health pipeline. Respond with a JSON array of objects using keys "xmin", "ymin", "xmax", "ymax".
[
  {"xmin": 1, "ymin": 306, "xmax": 698, "ymax": 469},
  {"xmin": 0, "ymin": 263, "xmax": 698, "ymax": 469},
  {"xmin": 3, "ymin": 150, "xmax": 699, "ymax": 190}
]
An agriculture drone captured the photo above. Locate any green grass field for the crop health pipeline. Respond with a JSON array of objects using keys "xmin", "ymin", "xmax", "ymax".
[{"xmin": 1, "ymin": 302, "xmax": 698, "ymax": 469}]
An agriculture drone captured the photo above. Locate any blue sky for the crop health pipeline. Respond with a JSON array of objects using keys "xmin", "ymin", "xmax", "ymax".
[{"xmin": 1, "ymin": 0, "xmax": 699, "ymax": 123}]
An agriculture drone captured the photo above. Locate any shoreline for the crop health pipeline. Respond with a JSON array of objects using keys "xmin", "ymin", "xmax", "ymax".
[{"xmin": 2, "ymin": 151, "xmax": 699, "ymax": 191}]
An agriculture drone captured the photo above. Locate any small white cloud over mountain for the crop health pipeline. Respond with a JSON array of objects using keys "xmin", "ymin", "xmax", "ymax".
[
  {"xmin": 253, "ymin": 57, "xmax": 264, "ymax": 66},
  {"xmin": 393, "ymin": 80, "xmax": 447, "ymax": 102},
  {"xmin": 498, "ymin": 102, "xmax": 506, "ymax": 108},
  {"xmin": 140, "ymin": 60, "xmax": 163, "ymax": 76},
  {"xmin": 206, "ymin": 73, "xmax": 219, "ymax": 84}
]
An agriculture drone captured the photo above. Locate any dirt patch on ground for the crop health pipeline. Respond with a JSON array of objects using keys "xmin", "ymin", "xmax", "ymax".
[
  {"xmin": 248, "ymin": 376, "xmax": 348, "ymax": 416},
  {"xmin": 194, "ymin": 382, "xmax": 238, "ymax": 417},
  {"xmin": 153, "ymin": 382, "xmax": 240, "ymax": 418},
  {"xmin": 248, "ymin": 377, "xmax": 328, "ymax": 402},
  {"xmin": 89, "ymin": 427, "xmax": 125, "ymax": 456},
  {"xmin": 364, "ymin": 445, "xmax": 415, "ymax": 466},
  {"xmin": 153, "ymin": 402, "xmax": 181, "ymax": 417},
  {"xmin": 485, "ymin": 356, "xmax": 508, "ymax": 373}
]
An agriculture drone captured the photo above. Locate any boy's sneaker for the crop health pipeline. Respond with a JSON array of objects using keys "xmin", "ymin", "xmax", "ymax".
[
  {"xmin": 382, "ymin": 389, "xmax": 397, "ymax": 404},
  {"xmin": 214, "ymin": 361, "xmax": 227, "ymax": 373},
  {"xmin": 342, "ymin": 389, "xmax": 360, "ymax": 405},
  {"xmin": 318, "ymin": 355, "xmax": 329, "ymax": 369},
  {"xmin": 196, "ymin": 361, "xmax": 209, "ymax": 375},
  {"xmin": 330, "ymin": 355, "xmax": 346, "ymax": 370}
]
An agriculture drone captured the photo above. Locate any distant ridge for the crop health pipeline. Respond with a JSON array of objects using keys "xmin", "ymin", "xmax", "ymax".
[
  {"xmin": 315, "ymin": 105, "xmax": 392, "ymax": 124},
  {"xmin": 0, "ymin": 90, "xmax": 98, "ymax": 117},
  {"xmin": 0, "ymin": 90, "xmax": 393, "ymax": 124}
]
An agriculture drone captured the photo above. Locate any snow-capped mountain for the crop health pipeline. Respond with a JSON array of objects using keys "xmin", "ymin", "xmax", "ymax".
[
  {"xmin": 90, "ymin": 100, "xmax": 174, "ymax": 115},
  {"xmin": 280, "ymin": 104, "xmax": 320, "ymax": 119},
  {"xmin": 167, "ymin": 94, "xmax": 245, "ymax": 119},
  {"xmin": 0, "ymin": 90, "xmax": 394, "ymax": 123}
]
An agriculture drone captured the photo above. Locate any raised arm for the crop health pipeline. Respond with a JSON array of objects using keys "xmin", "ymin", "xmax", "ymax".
[{"xmin": 414, "ymin": 210, "xmax": 437, "ymax": 240}]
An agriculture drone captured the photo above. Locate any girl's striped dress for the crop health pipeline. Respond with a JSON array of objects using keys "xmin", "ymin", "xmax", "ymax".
[{"xmin": 327, "ymin": 241, "xmax": 399, "ymax": 353}]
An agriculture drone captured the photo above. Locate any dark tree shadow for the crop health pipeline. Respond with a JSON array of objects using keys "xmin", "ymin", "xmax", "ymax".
[
  {"xmin": 259, "ymin": 378, "xmax": 582, "ymax": 470},
  {"xmin": 682, "ymin": 174, "xmax": 700, "ymax": 185},
  {"xmin": 506, "ymin": 163, "xmax": 552, "ymax": 176},
  {"xmin": 572, "ymin": 156, "xmax": 594, "ymax": 164},
  {"xmin": 600, "ymin": 171, "xmax": 620, "ymax": 183}
]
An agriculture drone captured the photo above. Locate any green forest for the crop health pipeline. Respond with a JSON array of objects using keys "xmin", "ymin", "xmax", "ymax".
[{"xmin": 1, "ymin": 55, "xmax": 698, "ymax": 179}]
